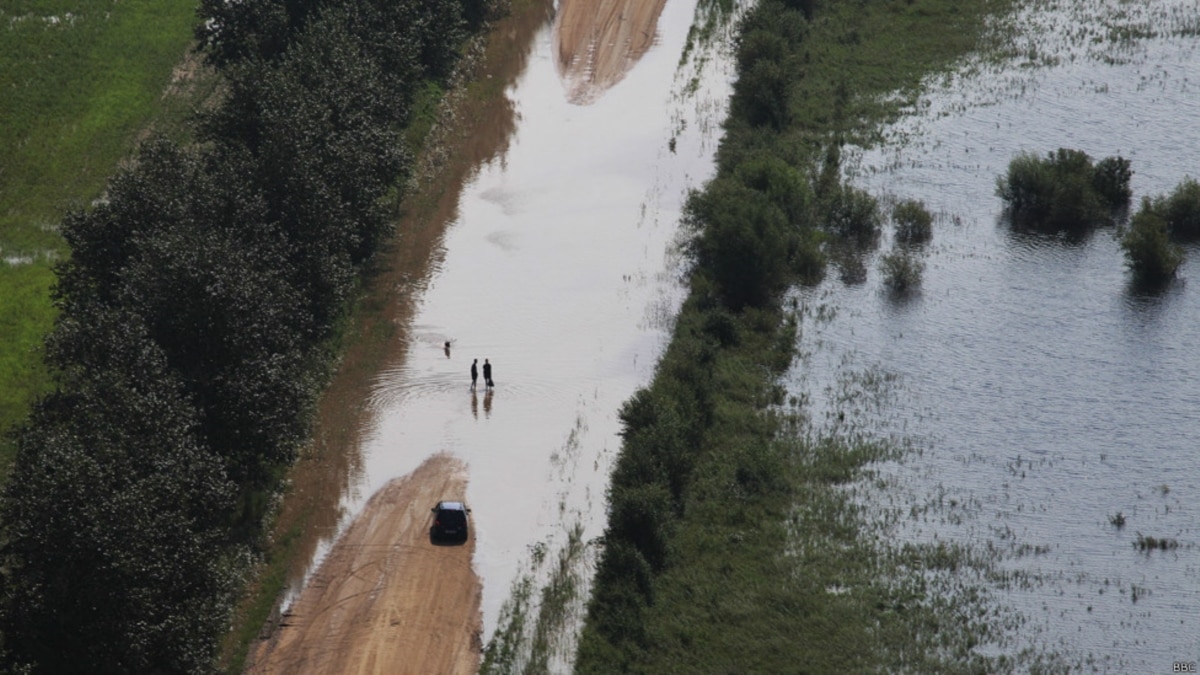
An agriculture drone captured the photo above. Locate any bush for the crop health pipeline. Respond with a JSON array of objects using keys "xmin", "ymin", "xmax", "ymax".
[
  {"xmin": 879, "ymin": 248, "xmax": 924, "ymax": 292},
  {"xmin": 996, "ymin": 148, "xmax": 1131, "ymax": 232},
  {"xmin": 1155, "ymin": 177, "xmax": 1200, "ymax": 240},
  {"xmin": 892, "ymin": 199, "xmax": 933, "ymax": 246},
  {"xmin": 1121, "ymin": 199, "xmax": 1184, "ymax": 284},
  {"xmin": 823, "ymin": 183, "xmax": 881, "ymax": 247},
  {"xmin": 1092, "ymin": 155, "xmax": 1133, "ymax": 208},
  {"xmin": 686, "ymin": 180, "xmax": 791, "ymax": 310}
]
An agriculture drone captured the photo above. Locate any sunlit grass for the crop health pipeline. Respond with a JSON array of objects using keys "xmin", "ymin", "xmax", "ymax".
[
  {"xmin": 0, "ymin": 0, "xmax": 203, "ymax": 475},
  {"xmin": 0, "ymin": 263, "xmax": 54, "ymax": 473}
]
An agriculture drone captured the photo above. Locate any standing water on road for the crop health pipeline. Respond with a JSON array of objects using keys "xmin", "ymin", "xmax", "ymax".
[
  {"xmin": 789, "ymin": 1, "xmax": 1200, "ymax": 671},
  {"xmin": 270, "ymin": 0, "xmax": 742, "ymax": 667}
]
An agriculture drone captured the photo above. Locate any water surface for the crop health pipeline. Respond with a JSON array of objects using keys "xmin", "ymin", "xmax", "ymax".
[{"xmin": 789, "ymin": 1, "xmax": 1200, "ymax": 670}]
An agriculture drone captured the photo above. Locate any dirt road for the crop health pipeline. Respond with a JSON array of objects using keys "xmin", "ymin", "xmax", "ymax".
[
  {"xmin": 240, "ymin": 0, "xmax": 679, "ymax": 671},
  {"xmin": 555, "ymin": 0, "xmax": 670, "ymax": 103},
  {"xmin": 246, "ymin": 454, "xmax": 481, "ymax": 674}
]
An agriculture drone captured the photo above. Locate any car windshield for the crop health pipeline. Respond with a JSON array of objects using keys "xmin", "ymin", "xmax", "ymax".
[{"xmin": 438, "ymin": 509, "xmax": 466, "ymax": 526}]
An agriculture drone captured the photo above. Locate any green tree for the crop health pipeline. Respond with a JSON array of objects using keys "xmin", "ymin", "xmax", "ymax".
[
  {"xmin": 1121, "ymin": 199, "xmax": 1183, "ymax": 285},
  {"xmin": 0, "ymin": 307, "xmax": 236, "ymax": 674},
  {"xmin": 996, "ymin": 148, "xmax": 1131, "ymax": 232},
  {"xmin": 686, "ymin": 180, "xmax": 791, "ymax": 310},
  {"xmin": 1155, "ymin": 177, "xmax": 1200, "ymax": 240}
]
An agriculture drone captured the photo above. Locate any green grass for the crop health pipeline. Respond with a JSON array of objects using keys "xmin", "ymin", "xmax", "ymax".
[
  {"xmin": 0, "ymin": 0, "xmax": 202, "ymax": 474},
  {"xmin": 774, "ymin": 0, "xmax": 1016, "ymax": 155},
  {"xmin": 0, "ymin": 263, "xmax": 53, "ymax": 474}
]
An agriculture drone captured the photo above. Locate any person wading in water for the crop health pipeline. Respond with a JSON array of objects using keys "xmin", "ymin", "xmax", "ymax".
[
  {"xmin": 483, "ymin": 359, "xmax": 494, "ymax": 389},
  {"xmin": 470, "ymin": 359, "xmax": 479, "ymax": 391}
]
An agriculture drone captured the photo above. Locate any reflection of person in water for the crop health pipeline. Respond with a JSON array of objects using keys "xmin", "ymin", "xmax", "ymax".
[
  {"xmin": 471, "ymin": 390, "xmax": 478, "ymax": 419},
  {"xmin": 470, "ymin": 359, "xmax": 478, "ymax": 391},
  {"xmin": 483, "ymin": 359, "xmax": 493, "ymax": 389},
  {"xmin": 483, "ymin": 388, "xmax": 493, "ymax": 418}
]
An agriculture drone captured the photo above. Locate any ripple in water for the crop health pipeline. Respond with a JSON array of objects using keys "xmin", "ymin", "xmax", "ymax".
[{"xmin": 793, "ymin": 0, "xmax": 1200, "ymax": 670}]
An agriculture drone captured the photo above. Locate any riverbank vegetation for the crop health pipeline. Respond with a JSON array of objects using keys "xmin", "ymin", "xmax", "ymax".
[
  {"xmin": 0, "ymin": 0, "xmax": 492, "ymax": 670},
  {"xmin": 574, "ymin": 0, "xmax": 1031, "ymax": 671}
]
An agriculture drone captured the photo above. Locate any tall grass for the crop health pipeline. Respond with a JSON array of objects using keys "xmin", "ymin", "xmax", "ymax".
[{"xmin": 0, "ymin": 0, "xmax": 203, "ymax": 473}]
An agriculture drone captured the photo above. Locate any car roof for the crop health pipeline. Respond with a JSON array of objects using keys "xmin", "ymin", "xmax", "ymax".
[{"xmin": 437, "ymin": 501, "xmax": 466, "ymax": 511}]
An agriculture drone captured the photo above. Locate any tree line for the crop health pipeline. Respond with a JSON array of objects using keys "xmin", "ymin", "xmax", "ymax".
[{"xmin": 0, "ymin": 0, "xmax": 491, "ymax": 671}]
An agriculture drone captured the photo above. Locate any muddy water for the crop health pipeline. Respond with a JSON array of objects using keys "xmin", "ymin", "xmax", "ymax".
[
  {"xmin": 272, "ymin": 0, "xmax": 737, "ymax": 650},
  {"xmin": 789, "ymin": 1, "xmax": 1200, "ymax": 671}
]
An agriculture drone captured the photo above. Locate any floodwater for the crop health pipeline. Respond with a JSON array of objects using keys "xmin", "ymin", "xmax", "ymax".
[
  {"xmin": 270, "ymin": 0, "xmax": 738, "ymax": 655},
  {"xmin": 789, "ymin": 1, "xmax": 1200, "ymax": 671}
]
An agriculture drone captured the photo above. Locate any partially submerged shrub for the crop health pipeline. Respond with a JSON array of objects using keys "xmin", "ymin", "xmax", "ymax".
[
  {"xmin": 1134, "ymin": 532, "xmax": 1180, "ymax": 551},
  {"xmin": 1092, "ymin": 155, "xmax": 1133, "ymax": 207},
  {"xmin": 1153, "ymin": 177, "xmax": 1200, "ymax": 240},
  {"xmin": 1120, "ymin": 198, "xmax": 1184, "ymax": 285},
  {"xmin": 879, "ymin": 248, "xmax": 924, "ymax": 292},
  {"xmin": 996, "ymin": 148, "xmax": 1132, "ymax": 232},
  {"xmin": 823, "ymin": 183, "xmax": 881, "ymax": 247},
  {"xmin": 892, "ymin": 198, "xmax": 933, "ymax": 246}
]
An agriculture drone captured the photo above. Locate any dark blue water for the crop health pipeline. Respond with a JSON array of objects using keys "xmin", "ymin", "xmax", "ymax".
[{"xmin": 787, "ymin": 1, "xmax": 1200, "ymax": 670}]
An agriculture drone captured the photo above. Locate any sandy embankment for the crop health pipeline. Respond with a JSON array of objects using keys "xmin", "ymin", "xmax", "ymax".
[
  {"xmin": 246, "ymin": 454, "xmax": 480, "ymax": 674},
  {"xmin": 554, "ymin": 0, "xmax": 670, "ymax": 104}
]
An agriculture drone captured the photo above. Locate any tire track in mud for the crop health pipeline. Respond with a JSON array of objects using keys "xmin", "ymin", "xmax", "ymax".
[
  {"xmin": 554, "ymin": 0, "xmax": 670, "ymax": 104},
  {"xmin": 246, "ymin": 455, "xmax": 481, "ymax": 674}
]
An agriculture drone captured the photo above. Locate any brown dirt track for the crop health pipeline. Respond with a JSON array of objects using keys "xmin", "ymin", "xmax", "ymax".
[
  {"xmin": 245, "ymin": 455, "xmax": 481, "ymax": 674},
  {"xmin": 554, "ymin": 0, "xmax": 670, "ymax": 103}
]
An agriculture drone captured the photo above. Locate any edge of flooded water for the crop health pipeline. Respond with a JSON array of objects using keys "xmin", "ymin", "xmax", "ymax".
[{"xmin": 219, "ymin": 1, "xmax": 556, "ymax": 668}]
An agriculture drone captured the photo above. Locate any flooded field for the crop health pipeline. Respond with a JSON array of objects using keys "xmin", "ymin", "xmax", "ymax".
[
  {"xmin": 789, "ymin": 0, "xmax": 1200, "ymax": 670},
  {"xmin": 268, "ymin": 0, "xmax": 740, "ymax": 665}
]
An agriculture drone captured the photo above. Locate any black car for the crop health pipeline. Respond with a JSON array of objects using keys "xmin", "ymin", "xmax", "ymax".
[{"xmin": 430, "ymin": 501, "xmax": 470, "ymax": 542}]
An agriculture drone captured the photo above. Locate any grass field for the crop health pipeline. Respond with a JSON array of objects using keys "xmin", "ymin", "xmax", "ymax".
[{"xmin": 0, "ymin": 0, "xmax": 204, "ymax": 469}]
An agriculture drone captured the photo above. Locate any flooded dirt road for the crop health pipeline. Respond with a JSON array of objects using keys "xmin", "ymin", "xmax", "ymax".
[
  {"xmin": 244, "ymin": 0, "xmax": 738, "ymax": 670},
  {"xmin": 248, "ymin": 455, "xmax": 479, "ymax": 674}
]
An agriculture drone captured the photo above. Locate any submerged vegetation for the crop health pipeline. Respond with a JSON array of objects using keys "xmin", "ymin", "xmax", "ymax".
[
  {"xmin": 1121, "ymin": 200, "xmax": 1184, "ymax": 285},
  {"xmin": 0, "ymin": 0, "xmax": 495, "ymax": 670},
  {"xmin": 1151, "ymin": 177, "xmax": 1200, "ymax": 241},
  {"xmin": 995, "ymin": 148, "xmax": 1132, "ymax": 233},
  {"xmin": 892, "ymin": 198, "xmax": 934, "ymax": 247},
  {"xmin": 879, "ymin": 247, "xmax": 925, "ymax": 292},
  {"xmin": 1118, "ymin": 175, "xmax": 1200, "ymax": 286}
]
